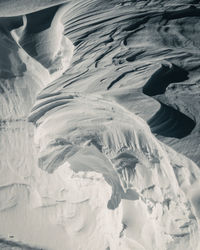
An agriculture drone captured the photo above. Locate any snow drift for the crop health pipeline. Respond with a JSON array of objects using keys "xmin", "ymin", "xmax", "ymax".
[{"xmin": 0, "ymin": 0, "xmax": 200, "ymax": 249}]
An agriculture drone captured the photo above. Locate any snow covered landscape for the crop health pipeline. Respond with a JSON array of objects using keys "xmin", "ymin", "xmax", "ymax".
[{"xmin": 0, "ymin": 0, "xmax": 200, "ymax": 249}]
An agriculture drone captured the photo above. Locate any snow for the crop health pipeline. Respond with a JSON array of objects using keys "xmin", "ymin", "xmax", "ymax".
[{"xmin": 0, "ymin": 0, "xmax": 200, "ymax": 249}]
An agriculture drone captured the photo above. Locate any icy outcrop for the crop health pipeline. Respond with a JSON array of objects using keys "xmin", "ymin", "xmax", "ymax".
[
  {"xmin": 29, "ymin": 92, "xmax": 200, "ymax": 249},
  {"xmin": 0, "ymin": 3, "xmax": 75, "ymax": 249},
  {"xmin": 19, "ymin": 5, "xmax": 74, "ymax": 80},
  {"xmin": 0, "ymin": 0, "xmax": 200, "ymax": 249},
  {"xmin": 54, "ymin": 0, "xmax": 200, "ymax": 165},
  {"xmin": 0, "ymin": 26, "xmax": 50, "ymax": 120},
  {"xmin": 0, "ymin": 3, "xmax": 74, "ymax": 120}
]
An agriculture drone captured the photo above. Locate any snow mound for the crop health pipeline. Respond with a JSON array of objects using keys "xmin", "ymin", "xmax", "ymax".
[{"xmin": 29, "ymin": 92, "xmax": 200, "ymax": 249}]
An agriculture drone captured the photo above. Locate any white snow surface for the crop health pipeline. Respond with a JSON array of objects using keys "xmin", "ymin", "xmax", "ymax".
[{"xmin": 0, "ymin": 1, "xmax": 200, "ymax": 250}]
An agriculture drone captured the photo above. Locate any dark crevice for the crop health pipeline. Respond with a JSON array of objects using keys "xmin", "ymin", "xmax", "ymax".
[
  {"xmin": 0, "ymin": 237, "xmax": 45, "ymax": 250},
  {"xmin": 107, "ymin": 70, "xmax": 135, "ymax": 90},
  {"xmin": 25, "ymin": 5, "xmax": 60, "ymax": 33},
  {"xmin": 147, "ymin": 103, "xmax": 195, "ymax": 139},
  {"xmin": 163, "ymin": 5, "xmax": 200, "ymax": 21},
  {"xmin": 143, "ymin": 64, "xmax": 189, "ymax": 96},
  {"xmin": 122, "ymin": 16, "xmax": 149, "ymax": 32}
]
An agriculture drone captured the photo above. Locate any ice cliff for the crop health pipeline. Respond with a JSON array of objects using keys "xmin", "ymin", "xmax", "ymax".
[{"xmin": 0, "ymin": 0, "xmax": 200, "ymax": 250}]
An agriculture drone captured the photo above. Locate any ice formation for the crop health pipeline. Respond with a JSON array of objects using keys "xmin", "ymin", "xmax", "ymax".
[{"xmin": 0, "ymin": 0, "xmax": 200, "ymax": 249}]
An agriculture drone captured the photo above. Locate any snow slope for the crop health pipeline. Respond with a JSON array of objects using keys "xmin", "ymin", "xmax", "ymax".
[{"xmin": 0, "ymin": 0, "xmax": 200, "ymax": 249}]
